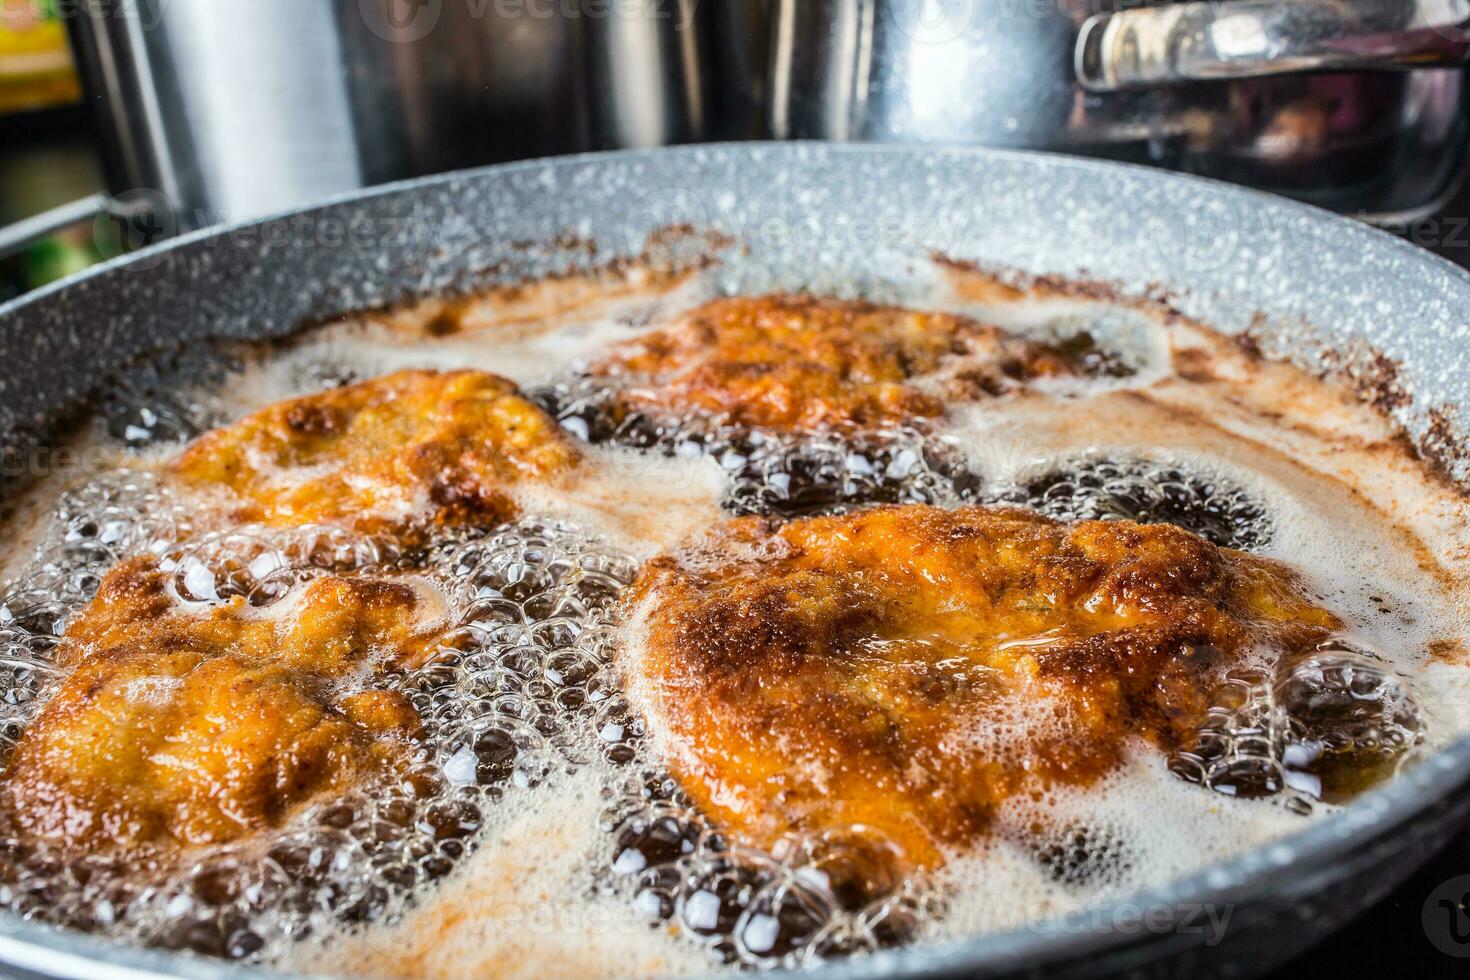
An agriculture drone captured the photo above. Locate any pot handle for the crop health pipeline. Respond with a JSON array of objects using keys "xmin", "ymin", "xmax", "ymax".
[
  {"xmin": 0, "ymin": 194, "xmax": 109, "ymax": 262},
  {"xmin": 1076, "ymin": 0, "xmax": 1470, "ymax": 91}
]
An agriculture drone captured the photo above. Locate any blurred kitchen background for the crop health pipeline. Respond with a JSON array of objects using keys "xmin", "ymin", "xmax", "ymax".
[
  {"xmin": 6, "ymin": 0, "xmax": 1470, "ymax": 305},
  {"xmin": 2, "ymin": 0, "xmax": 1470, "ymax": 975}
]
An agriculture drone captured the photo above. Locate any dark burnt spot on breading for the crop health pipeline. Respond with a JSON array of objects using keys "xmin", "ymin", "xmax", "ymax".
[
  {"xmin": 284, "ymin": 402, "xmax": 346, "ymax": 438},
  {"xmin": 1032, "ymin": 629, "xmax": 1225, "ymax": 738},
  {"xmin": 654, "ymin": 565, "xmax": 879, "ymax": 679},
  {"xmin": 426, "ymin": 468, "xmax": 518, "ymax": 528}
]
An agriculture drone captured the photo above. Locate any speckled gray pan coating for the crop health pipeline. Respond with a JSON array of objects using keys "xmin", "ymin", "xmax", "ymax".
[{"xmin": 0, "ymin": 144, "xmax": 1468, "ymax": 980}]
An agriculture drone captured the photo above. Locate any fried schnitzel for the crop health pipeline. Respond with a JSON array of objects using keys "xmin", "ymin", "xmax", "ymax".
[
  {"xmin": 173, "ymin": 370, "xmax": 579, "ymax": 540},
  {"xmin": 622, "ymin": 504, "xmax": 1339, "ymax": 872},
  {"xmin": 586, "ymin": 295, "xmax": 1082, "ymax": 434},
  {"xmin": 1, "ymin": 556, "xmax": 449, "ymax": 852}
]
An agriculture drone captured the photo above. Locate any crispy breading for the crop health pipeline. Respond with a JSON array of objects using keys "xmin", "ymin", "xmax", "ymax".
[
  {"xmin": 588, "ymin": 295, "xmax": 1080, "ymax": 433},
  {"xmin": 623, "ymin": 504, "xmax": 1339, "ymax": 871},
  {"xmin": 1, "ymin": 557, "xmax": 448, "ymax": 852},
  {"xmin": 173, "ymin": 370, "xmax": 579, "ymax": 539}
]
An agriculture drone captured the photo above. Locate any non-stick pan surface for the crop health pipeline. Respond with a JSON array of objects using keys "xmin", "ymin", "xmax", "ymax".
[{"xmin": 1, "ymin": 144, "xmax": 1468, "ymax": 979}]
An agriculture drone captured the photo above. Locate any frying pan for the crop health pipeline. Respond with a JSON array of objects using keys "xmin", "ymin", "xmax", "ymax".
[{"xmin": 1, "ymin": 143, "xmax": 1468, "ymax": 979}]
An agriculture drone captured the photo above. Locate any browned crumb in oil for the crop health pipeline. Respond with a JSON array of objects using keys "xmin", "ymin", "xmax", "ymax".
[
  {"xmin": 1429, "ymin": 637, "xmax": 1469, "ymax": 663},
  {"xmin": 369, "ymin": 258, "xmax": 708, "ymax": 342}
]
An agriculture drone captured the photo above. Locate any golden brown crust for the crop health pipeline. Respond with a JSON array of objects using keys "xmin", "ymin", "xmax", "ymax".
[
  {"xmin": 172, "ymin": 369, "xmax": 579, "ymax": 540},
  {"xmin": 1, "ymin": 557, "xmax": 449, "ymax": 853},
  {"xmin": 624, "ymin": 505, "xmax": 1339, "ymax": 871},
  {"xmin": 587, "ymin": 295, "xmax": 1079, "ymax": 433}
]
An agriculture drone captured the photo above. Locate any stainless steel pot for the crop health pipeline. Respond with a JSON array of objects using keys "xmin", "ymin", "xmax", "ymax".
[
  {"xmin": 0, "ymin": 142, "xmax": 1469, "ymax": 978},
  {"xmin": 62, "ymin": 0, "xmax": 709, "ymax": 233},
  {"xmin": 769, "ymin": 0, "xmax": 1470, "ymax": 220},
  {"xmin": 2, "ymin": 0, "xmax": 716, "ymax": 263}
]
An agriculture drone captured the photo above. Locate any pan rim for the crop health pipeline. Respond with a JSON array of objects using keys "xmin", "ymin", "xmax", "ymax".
[{"xmin": 7, "ymin": 140, "xmax": 1470, "ymax": 323}]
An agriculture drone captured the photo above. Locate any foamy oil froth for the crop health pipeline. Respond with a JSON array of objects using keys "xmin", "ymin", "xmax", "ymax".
[
  {"xmin": 1, "ymin": 516, "xmax": 678, "ymax": 965},
  {"xmin": 0, "ymin": 267, "xmax": 1468, "ymax": 976},
  {"xmin": 285, "ymin": 514, "xmax": 930, "ymax": 977},
  {"xmin": 0, "ymin": 469, "xmax": 195, "ymax": 752}
]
